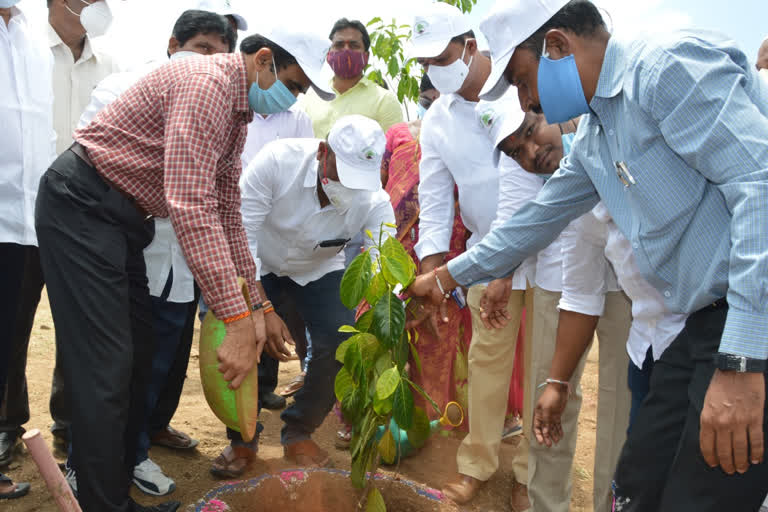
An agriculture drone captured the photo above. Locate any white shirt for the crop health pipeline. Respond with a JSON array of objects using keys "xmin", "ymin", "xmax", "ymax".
[
  {"xmin": 418, "ymin": 93, "xmax": 537, "ymax": 290},
  {"xmin": 560, "ymin": 203, "xmax": 688, "ymax": 367},
  {"xmin": 240, "ymin": 108, "xmax": 313, "ymax": 169},
  {"xmin": 240, "ymin": 138, "xmax": 396, "ymax": 285},
  {"xmin": 0, "ymin": 7, "xmax": 57, "ymax": 247},
  {"xmin": 49, "ymin": 23, "xmax": 118, "ymax": 154}
]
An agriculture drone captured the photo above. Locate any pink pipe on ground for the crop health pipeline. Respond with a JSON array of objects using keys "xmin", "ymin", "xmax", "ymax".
[{"xmin": 22, "ymin": 429, "xmax": 82, "ymax": 512}]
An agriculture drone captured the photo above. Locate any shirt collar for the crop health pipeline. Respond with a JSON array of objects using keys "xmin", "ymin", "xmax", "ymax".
[
  {"xmin": 331, "ymin": 76, "xmax": 369, "ymax": 96},
  {"xmin": 234, "ymin": 53, "xmax": 252, "ymax": 117},
  {"xmin": 593, "ymin": 36, "xmax": 627, "ymax": 100},
  {"xmin": 47, "ymin": 23, "xmax": 95, "ymax": 63}
]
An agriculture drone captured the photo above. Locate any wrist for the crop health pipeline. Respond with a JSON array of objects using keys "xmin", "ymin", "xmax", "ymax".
[
  {"xmin": 436, "ymin": 266, "xmax": 459, "ymax": 291},
  {"xmin": 714, "ymin": 353, "xmax": 768, "ymax": 373}
]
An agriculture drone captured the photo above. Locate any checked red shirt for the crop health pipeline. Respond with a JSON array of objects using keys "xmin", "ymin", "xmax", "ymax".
[{"xmin": 75, "ymin": 53, "xmax": 259, "ymax": 319}]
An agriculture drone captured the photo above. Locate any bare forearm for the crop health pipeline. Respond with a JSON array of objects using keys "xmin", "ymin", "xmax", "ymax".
[
  {"xmin": 420, "ymin": 253, "xmax": 447, "ymax": 275},
  {"xmin": 548, "ymin": 310, "xmax": 599, "ymax": 382}
]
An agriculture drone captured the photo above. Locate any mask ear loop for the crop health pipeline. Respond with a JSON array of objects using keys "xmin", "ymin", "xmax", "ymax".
[{"xmin": 542, "ymin": 38, "xmax": 550, "ymax": 58}]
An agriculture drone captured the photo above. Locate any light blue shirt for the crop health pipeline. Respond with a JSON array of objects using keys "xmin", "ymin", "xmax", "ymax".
[{"xmin": 448, "ymin": 30, "xmax": 768, "ymax": 359}]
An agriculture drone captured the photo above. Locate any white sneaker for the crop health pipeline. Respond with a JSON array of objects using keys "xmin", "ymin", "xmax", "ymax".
[
  {"xmin": 133, "ymin": 458, "xmax": 176, "ymax": 496},
  {"xmin": 64, "ymin": 463, "xmax": 78, "ymax": 498}
]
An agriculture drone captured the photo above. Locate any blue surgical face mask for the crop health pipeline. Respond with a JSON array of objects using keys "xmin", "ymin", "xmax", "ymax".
[
  {"xmin": 248, "ymin": 56, "xmax": 297, "ymax": 115},
  {"xmin": 0, "ymin": 0, "xmax": 21, "ymax": 7},
  {"xmin": 560, "ymin": 131, "xmax": 576, "ymax": 156},
  {"xmin": 416, "ymin": 104, "xmax": 427, "ymax": 120},
  {"xmin": 537, "ymin": 40, "xmax": 590, "ymax": 124}
]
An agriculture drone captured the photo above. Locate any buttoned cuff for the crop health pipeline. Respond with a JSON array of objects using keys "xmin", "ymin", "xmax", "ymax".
[
  {"xmin": 719, "ymin": 308, "xmax": 768, "ymax": 360},
  {"xmin": 558, "ymin": 292, "xmax": 605, "ymax": 317}
]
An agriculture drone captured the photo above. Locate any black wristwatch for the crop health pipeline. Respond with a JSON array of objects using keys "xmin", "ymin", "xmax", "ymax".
[{"xmin": 714, "ymin": 353, "xmax": 768, "ymax": 373}]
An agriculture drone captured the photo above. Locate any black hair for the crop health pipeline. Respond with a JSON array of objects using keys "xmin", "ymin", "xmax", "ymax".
[
  {"xmin": 518, "ymin": 0, "xmax": 606, "ymax": 60},
  {"xmin": 420, "ymin": 73, "xmax": 435, "ymax": 93},
  {"xmin": 171, "ymin": 10, "xmax": 237, "ymax": 53},
  {"xmin": 449, "ymin": 30, "xmax": 476, "ymax": 46},
  {"xmin": 329, "ymin": 18, "xmax": 371, "ymax": 52},
  {"xmin": 240, "ymin": 34, "xmax": 298, "ymax": 70}
]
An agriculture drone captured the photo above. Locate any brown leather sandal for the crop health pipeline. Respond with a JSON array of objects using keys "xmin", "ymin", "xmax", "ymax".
[
  {"xmin": 151, "ymin": 426, "xmax": 199, "ymax": 450},
  {"xmin": 210, "ymin": 445, "xmax": 257, "ymax": 479}
]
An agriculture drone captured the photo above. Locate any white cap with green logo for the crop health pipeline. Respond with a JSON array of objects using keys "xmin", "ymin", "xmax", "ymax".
[
  {"xmin": 406, "ymin": 2, "xmax": 473, "ymax": 59},
  {"xmin": 328, "ymin": 115, "xmax": 386, "ymax": 192}
]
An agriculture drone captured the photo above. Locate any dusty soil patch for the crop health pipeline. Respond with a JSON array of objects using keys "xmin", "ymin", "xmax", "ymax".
[{"xmin": 5, "ymin": 290, "xmax": 599, "ymax": 511}]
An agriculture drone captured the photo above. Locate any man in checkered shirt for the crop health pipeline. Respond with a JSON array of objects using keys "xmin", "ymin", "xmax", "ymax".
[{"xmin": 34, "ymin": 27, "xmax": 334, "ymax": 512}]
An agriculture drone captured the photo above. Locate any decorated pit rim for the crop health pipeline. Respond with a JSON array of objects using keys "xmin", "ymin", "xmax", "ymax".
[{"xmin": 189, "ymin": 468, "xmax": 445, "ymax": 511}]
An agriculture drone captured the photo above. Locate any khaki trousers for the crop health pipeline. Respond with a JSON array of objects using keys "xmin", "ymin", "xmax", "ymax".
[
  {"xmin": 527, "ymin": 288, "xmax": 632, "ymax": 512},
  {"xmin": 456, "ymin": 284, "xmax": 533, "ymax": 484}
]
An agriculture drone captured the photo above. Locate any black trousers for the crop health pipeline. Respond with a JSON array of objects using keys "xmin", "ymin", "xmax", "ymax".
[
  {"xmin": 0, "ymin": 244, "xmax": 31, "ymax": 414},
  {"xmin": 36, "ymin": 150, "xmax": 155, "ymax": 512},
  {"xmin": 0, "ymin": 244, "xmax": 44, "ymax": 433},
  {"xmin": 613, "ymin": 301, "xmax": 768, "ymax": 511},
  {"xmin": 147, "ymin": 287, "xmax": 199, "ymax": 434}
]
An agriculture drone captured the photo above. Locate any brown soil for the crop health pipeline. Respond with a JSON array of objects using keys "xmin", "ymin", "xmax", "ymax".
[
  {"xmin": 5, "ymin": 291, "xmax": 599, "ymax": 512},
  {"xmin": 206, "ymin": 471, "xmax": 459, "ymax": 512}
]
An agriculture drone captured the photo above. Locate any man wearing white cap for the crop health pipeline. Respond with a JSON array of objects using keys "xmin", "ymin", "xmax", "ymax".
[
  {"xmin": 35, "ymin": 25, "xmax": 334, "ymax": 512},
  {"xmin": 407, "ymin": 3, "xmax": 545, "ymax": 509},
  {"xmin": 406, "ymin": 1, "xmax": 768, "ymax": 510},
  {"xmin": 221, "ymin": 115, "xmax": 395, "ymax": 473}
]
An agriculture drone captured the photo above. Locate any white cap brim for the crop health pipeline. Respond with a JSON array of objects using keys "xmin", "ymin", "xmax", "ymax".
[
  {"xmin": 334, "ymin": 157, "xmax": 380, "ymax": 191},
  {"xmin": 306, "ymin": 66, "xmax": 335, "ymax": 101},
  {"xmin": 480, "ymin": 47, "xmax": 515, "ymax": 101},
  {"xmin": 227, "ymin": 13, "xmax": 248, "ymax": 31},
  {"xmin": 406, "ymin": 37, "xmax": 453, "ymax": 60}
]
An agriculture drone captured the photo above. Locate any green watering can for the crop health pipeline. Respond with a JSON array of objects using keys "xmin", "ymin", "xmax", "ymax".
[
  {"xmin": 375, "ymin": 401, "xmax": 464, "ymax": 464},
  {"xmin": 198, "ymin": 279, "xmax": 260, "ymax": 442}
]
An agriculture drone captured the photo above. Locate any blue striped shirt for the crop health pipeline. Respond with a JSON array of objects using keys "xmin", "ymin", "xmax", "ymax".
[{"xmin": 448, "ymin": 30, "xmax": 768, "ymax": 359}]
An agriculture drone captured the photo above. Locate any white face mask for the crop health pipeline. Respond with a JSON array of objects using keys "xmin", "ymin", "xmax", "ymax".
[
  {"xmin": 321, "ymin": 179, "xmax": 365, "ymax": 214},
  {"xmin": 65, "ymin": 0, "xmax": 113, "ymax": 38},
  {"xmin": 427, "ymin": 40, "xmax": 474, "ymax": 95},
  {"xmin": 760, "ymin": 68, "xmax": 768, "ymax": 81},
  {"xmin": 170, "ymin": 51, "xmax": 202, "ymax": 61}
]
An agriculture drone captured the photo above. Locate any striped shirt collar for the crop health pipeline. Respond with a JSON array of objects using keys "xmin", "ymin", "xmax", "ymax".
[{"xmin": 593, "ymin": 36, "xmax": 627, "ymax": 100}]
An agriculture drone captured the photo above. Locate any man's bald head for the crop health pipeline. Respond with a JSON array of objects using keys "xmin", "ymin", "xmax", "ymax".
[{"xmin": 757, "ymin": 37, "xmax": 768, "ymax": 71}]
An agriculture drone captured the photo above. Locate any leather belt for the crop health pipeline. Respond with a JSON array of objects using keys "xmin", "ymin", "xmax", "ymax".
[{"xmin": 69, "ymin": 142, "xmax": 152, "ymax": 221}]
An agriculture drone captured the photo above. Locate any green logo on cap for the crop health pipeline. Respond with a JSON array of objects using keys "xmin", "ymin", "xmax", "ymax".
[
  {"xmin": 480, "ymin": 109, "xmax": 496, "ymax": 129},
  {"xmin": 364, "ymin": 149, "xmax": 376, "ymax": 160},
  {"xmin": 415, "ymin": 22, "xmax": 427, "ymax": 35}
]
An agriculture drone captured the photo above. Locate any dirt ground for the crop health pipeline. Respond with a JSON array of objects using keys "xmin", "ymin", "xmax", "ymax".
[{"xmin": 4, "ymin": 291, "xmax": 599, "ymax": 511}]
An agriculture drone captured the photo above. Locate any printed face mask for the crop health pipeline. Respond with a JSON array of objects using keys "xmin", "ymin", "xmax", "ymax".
[{"xmin": 327, "ymin": 49, "xmax": 369, "ymax": 79}]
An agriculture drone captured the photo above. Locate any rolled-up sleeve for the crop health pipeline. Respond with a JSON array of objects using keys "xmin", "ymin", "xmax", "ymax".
[{"xmin": 558, "ymin": 212, "xmax": 609, "ymax": 316}]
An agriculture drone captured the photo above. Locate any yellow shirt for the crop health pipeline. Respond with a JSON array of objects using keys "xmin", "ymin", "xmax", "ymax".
[{"xmin": 299, "ymin": 77, "xmax": 404, "ymax": 138}]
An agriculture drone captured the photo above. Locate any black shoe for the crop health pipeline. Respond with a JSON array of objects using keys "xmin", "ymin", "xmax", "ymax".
[
  {"xmin": 131, "ymin": 498, "xmax": 181, "ymax": 512},
  {"xmin": 0, "ymin": 430, "xmax": 21, "ymax": 467},
  {"xmin": 259, "ymin": 391, "xmax": 286, "ymax": 410}
]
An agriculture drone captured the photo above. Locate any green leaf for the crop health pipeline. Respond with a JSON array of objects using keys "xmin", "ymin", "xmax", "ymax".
[
  {"xmin": 393, "ymin": 379, "xmax": 414, "ymax": 430},
  {"xmin": 334, "ymin": 367, "xmax": 354, "ymax": 402},
  {"xmin": 340, "ymin": 251, "xmax": 372, "ymax": 310},
  {"xmin": 343, "ymin": 384, "xmax": 365, "ymax": 425},
  {"xmin": 366, "ymin": 16, "xmax": 382, "ymax": 27},
  {"xmin": 366, "ymin": 487, "xmax": 387, "ymax": 512},
  {"xmin": 387, "ymin": 56, "xmax": 399, "ymax": 78},
  {"xmin": 373, "ymin": 393, "xmax": 393, "ymax": 415},
  {"xmin": 364, "ymin": 272, "xmax": 388, "ymax": 307},
  {"xmin": 404, "ymin": 377, "xmax": 442, "ymax": 417},
  {"xmin": 338, "ymin": 325, "xmax": 359, "ymax": 333},
  {"xmin": 356, "ymin": 309, "xmax": 374, "ymax": 333},
  {"xmin": 381, "ymin": 236, "xmax": 415, "ymax": 286},
  {"xmin": 344, "ymin": 341, "xmax": 364, "ymax": 382},
  {"xmin": 378, "ymin": 427, "xmax": 397, "ymax": 465},
  {"xmin": 372, "ymin": 292, "xmax": 406, "ymax": 349},
  {"xmin": 376, "ymin": 366, "xmax": 400, "ymax": 400},
  {"xmin": 335, "ymin": 336, "xmax": 355, "ymax": 363},
  {"xmin": 406, "ymin": 406, "xmax": 431, "ymax": 449},
  {"xmin": 358, "ymin": 333, "xmax": 381, "ymax": 367},
  {"xmin": 351, "ymin": 409, "xmax": 375, "ymax": 460},
  {"xmin": 351, "ymin": 447, "xmax": 367, "ymax": 488}
]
